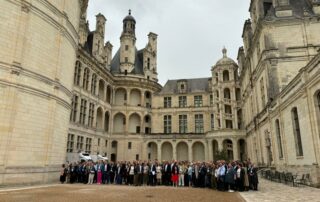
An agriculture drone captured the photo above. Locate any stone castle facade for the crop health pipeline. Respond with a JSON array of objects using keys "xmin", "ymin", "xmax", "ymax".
[{"xmin": 0, "ymin": 0, "xmax": 319, "ymax": 187}]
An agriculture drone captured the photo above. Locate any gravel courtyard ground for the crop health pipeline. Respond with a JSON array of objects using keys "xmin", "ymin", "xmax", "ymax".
[{"xmin": 0, "ymin": 184, "xmax": 245, "ymax": 202}]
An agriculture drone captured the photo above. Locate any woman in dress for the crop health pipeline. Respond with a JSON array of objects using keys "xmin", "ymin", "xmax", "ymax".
[
  {"xmin": 171, "ymin": 162, "xmax": 179, "ymax": 187},
  {"xmin": 156, "ymin": 163, "xmax": 162, "ymax": 185},
  {"xmin": 97, "ymin": 161, "xmax": 102, "ymax": 184},
  {"xmin": 60, "ymin": 164, "xmax": 67, "ymax": 184}
]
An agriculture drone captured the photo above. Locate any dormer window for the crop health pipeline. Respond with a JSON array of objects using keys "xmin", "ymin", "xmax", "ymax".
[{"xmin": 181, "ymin": 84, "xmax": 184, "ymax": 90}]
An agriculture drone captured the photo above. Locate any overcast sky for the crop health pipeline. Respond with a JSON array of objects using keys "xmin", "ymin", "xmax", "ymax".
[{"xmin": 87, "ymin": 0, "xmax": 250, "ymax": 85}]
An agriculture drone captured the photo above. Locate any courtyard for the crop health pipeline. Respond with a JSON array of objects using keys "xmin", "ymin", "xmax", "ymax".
[
  {"xmin": 1, "ymin": 178, "xmax": 319, "ymax": 202},
  {"xmin": 0, "ymin": 184, "xmax": 244, "ymax": 202}
]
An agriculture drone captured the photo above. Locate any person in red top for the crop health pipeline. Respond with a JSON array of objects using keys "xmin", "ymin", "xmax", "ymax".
[{"xmin": 171, "ymin": 161, "xmax": 179, "ymax": 187}]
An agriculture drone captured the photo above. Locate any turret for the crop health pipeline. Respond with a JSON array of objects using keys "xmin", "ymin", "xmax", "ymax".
[{"xmin": 120, "ymin": 10, "xmax": 137, "ymax": 74}]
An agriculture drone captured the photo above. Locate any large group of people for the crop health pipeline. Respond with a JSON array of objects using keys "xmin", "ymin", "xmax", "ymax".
[{"xmin": 60, "ymin": 159, "xmax": 259, "ymax": 192}]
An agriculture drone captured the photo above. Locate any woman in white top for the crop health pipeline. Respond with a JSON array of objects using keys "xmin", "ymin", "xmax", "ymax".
[
  {"xmin": 156, "ymin": 163, "xmax": 162, "ymax": 185},
  {"xmin": 128, "ymin": 163, "xmax": 135, "ymax": 185}
]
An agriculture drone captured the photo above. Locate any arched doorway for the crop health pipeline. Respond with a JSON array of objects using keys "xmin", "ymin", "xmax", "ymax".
[
  {"xmin": 104, "ymin": 111, "xmax": 110, "ymax": 132},
  {"xmin": 115, "ymin": 88, "xmax": 127, "ymax": 105},
  {"xmin": 130, "ymin": 89, "xmax": 141, "ymax": 106},
  {"xmin": 144, "ymin": 115, "xmax": 151, "ymax": 134},
  {"xmin": 238, "ymin": 139, "xmax": 246, "ymax": 161},
  {"xmin": 96, "ymin": 107, "xmax": 103, "ymax": 129},
  {"xmin": 111, "ymin": 140, "xmax": 118, "ymax": 162},
  {"xmin": 161, "ymin": 142, "xmax": 173, "ymax": 161},
  {"xmin": 145, "ymin": 91, "xmax": 152, "ymax": 108},
  {"xmin": 106, "ymin": 85, "xmax": 112, "ymax": 104},
  {"xmin": 212, "ymin": 140, "xmax": 218, "ymax": 161},
  {"xmin": 176, "ymin": 142, "xmax": 188, "ymax": 161},
  {"xmin": 98, "ymin": 80, "xmax": 105, "ymax": 100},
  {"xmin": 128, "ymin": 113, "xmax": 141, "ymax": 134},
  {"xmin": 147, "ymin": 142, "xmax": 158, "ymax": 160},
  {"xmin": 192, "ymin": 142, "xmax": 205, "ymax": 161},
  {"xmin": 113, "ymin": 113, "xmax": 126, "ymax": 133},
  {"xmin": 223, "ymin": 139, "xmax": 233, "ymax": 160}
]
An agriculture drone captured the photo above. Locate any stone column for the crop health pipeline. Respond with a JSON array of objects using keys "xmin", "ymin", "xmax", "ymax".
[
  {"xmin": 233, "ymin": 139, "xmax": 239, "ymax": 160},
  {"xmin": 204, "ymin": 140, "xmax": 209, "ymax": 161},
  {"xmin": 173, "ymin": 142, "xmax": 177, "ymax": 160},
  {"xmin": 188, "ymin": 143, "xmax": 193, "ymax": 162},
  {"xmin": 207, "ymin": 140, "xmax": 213, "ymax": 161},
  {"xmin": 157, "ymin": 142, "xmax": 162, "ymax": 161},
  {"xmin": 140, "ymin": 90, "xmax": 145, "ymax": 107},
  {"xmin": 218, "ymin": 139, "xmax": 223, "ymax": 152},
  {"xmin": 126, "ymin": 89, "xmax": 130, "ymax": 105}
]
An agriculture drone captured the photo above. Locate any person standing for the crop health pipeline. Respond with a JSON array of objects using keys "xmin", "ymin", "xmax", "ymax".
[
  {"xmin": 178, "ymin": 162, "xmax": 185, "ymax": 187},
  {"xmin": 225, "ymin": 163, "xmax": 236, "ymax": 192},
  {"xmin": 97, "ymin": 161, "xmax": 103, "ymax": 184},
  {"xmin": 88, "ymin": 162, "xmax": 95, "ymax": 184},
  {"xmin": 171, "ymin": 162, "xmax": 179, "ymax": 187},
  {"xmin": 60, "ymin": 164, "xmax": 67, "ymax": 184},
  {"xmin": 156, "ymin": 163, "xmax": 162, "ymax": 185}
]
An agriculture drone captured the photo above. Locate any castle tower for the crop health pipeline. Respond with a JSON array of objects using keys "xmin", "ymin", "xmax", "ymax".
[
  {"xmin": 120, "ymin": 10, "xmax": 137, "ymax": 74},
  {"xmin": 92, "ymin": 13, "xmax": 106, "ymax": 62}
]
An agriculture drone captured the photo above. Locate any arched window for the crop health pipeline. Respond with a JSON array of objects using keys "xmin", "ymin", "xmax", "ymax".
[
  {"xmin": 223, "ymin": 70, "xmax": 230, "ymax": 81},
  {"xmin": 291, "ymin": 107, "xmax": 303, "ymax": 156},
  {"xmin": 275, "ymin": 119, "xmax": 283, "ymax": 159},
  {"xmin": 83, "ymin": 68, "xmax": 90, "ymax": 90},
  {"xmin": 224, "ymin": 88, "xmax": 231, "ymax": 99}
]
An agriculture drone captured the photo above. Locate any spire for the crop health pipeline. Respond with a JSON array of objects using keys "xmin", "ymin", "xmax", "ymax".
[
  {"xmin": 129, "ymin": 9, "xmax": 131, "ymax": 15},
  {"xmin": 222, "ymin": 47, "xmax": 227, "ymax": 58}
]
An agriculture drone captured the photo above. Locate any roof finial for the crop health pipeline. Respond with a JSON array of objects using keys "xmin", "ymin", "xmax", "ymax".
[
  {"xmin": 222, "ymin": 46, "xmax": 227, "ymax": 58},
  {"xmin": 129, "ymin": 9, "xmax": 131, "ymax": 15}
]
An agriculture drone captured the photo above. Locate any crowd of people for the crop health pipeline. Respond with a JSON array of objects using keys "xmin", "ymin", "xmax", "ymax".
[{"xmin": 60, "ymin": 159, "xmax": 259, "ymax": 192}]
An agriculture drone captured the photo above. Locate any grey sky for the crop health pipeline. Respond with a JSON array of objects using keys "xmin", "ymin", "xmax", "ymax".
[{"xmin": 87, "ymin": 0, "xmax": 250, "ymax": 85}]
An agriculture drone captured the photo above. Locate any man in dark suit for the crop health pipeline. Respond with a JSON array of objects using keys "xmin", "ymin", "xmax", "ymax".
[
  {"xmin": 102, "ymin": 161, "xmax": 110, "ymax": 184},
  {"xmin": 149, "ymin": 162, "xmax": 157, "ymax": 186}
]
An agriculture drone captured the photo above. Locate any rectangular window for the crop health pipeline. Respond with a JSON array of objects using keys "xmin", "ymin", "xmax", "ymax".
[
  {"xmin": 260, "ymin": 78, "xmax": 266, "ymax": 108},
  {"xmin": 79, "ymin": 99, "xmax": 87, "ymax": 125},
  {"xmin": 83, "ymin": 68, "xmax": 89, "ymax": 90},
  {"xmin": 194, "ymin": 95, "xmax": 203, "ymax": 107},
  {"xmin": 67, "ymin": 134, "xmax": 74, "ymax": 153},
  {"xmin": 91, "ymin": 74, "xmax": 97, "ymax": 95},
  {"xmin": 195, "ymin": 114, "xmax": 204, "ymax": 133},
  {"xmin": 128, "ymin": 142, "xmax": 132, "ymax": 149},
  {"xmin": 74, "ymin": 61, "xmax": 81, "ymax": 86},
  {"xmin": 275, "ymin": 120, "xmax": 283, "ymax": 159},
  {"xmin": 70, "ymin": 95, "xmax": 78, "ymax": 122},
  {"xmin": 98, "ymin": 138, "xmax": 100, "ymax": 146},
  {"xmin": 125, "ymin": 57, "xmax": 128, "ymax": 63},
  {"xmin": 164, "ymin": 97, "xmax": 172, "ymax": 108},
  {"xmin": 211, "ymin": 114, "xmax": 214, "ymax": 129},
  {"xmin": 88, "ymin": 103, "xmax": 94, "ymax": 127},
  {"xmin": 85, "ymin": 138, "xmax": 92, "ymax": 153},
  {"xmin": 226, "ymin": 120, "xmax": 233, "ymax": 129},
  {"xmin": 179, "ymin": 96, "xmax": 187, "ymax": 108},
  {"xmin": 179, "ymin": 115, "xmax": 188, "ymax": 133},
  {"xmin": 77, "ymin": 136, "xmax": 84, "ymax": 151},
  {"xmin": 105, "ymin": 140, "xmax": 108, "ymax": 147},
  {"xmin": 292, "ymin": 108, "xmax": 303, "ymax": 156},
  {"xmin": 225, "ymin": 105, "xmax": 232, "ymax": 114},
  {"xmin": 164, "ymin": 115, "xmax": 172, "ymax": 133},
  {"xmin": 125, "ymin": 45, "xmax": 129, "ymax": 51},
  {"xmin": 210, "ymin": 94, "xmax": 213, "ymax": 106}
]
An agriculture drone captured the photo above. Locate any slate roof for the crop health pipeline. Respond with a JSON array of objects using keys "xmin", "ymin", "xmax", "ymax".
[
  {"xmin": 110, "ymin": 48, "xmax": 144, "ymax": 75},
  {"xmin": 159, "ymin": 78, "xmax": 211, "ymax": 95}
]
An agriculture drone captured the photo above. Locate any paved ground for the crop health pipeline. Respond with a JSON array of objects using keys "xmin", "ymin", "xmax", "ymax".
[
  {"xmin": 0, "ymin": 184, "xmax": 244, "ymax": 202},
  {"xmin": 240, "ymin": 178, "xmax": 320, "ymax": 202}
]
